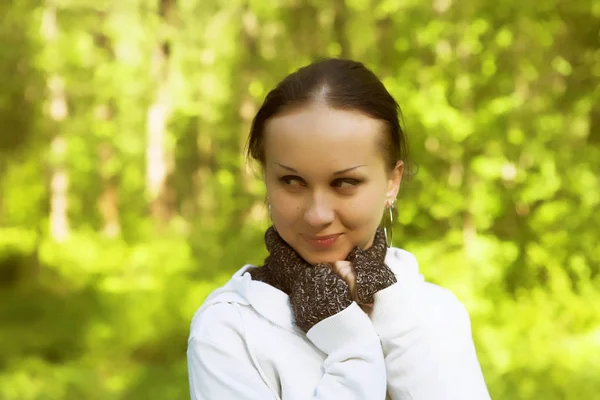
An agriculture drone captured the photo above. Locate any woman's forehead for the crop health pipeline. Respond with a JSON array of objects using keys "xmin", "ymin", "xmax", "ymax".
[{"xmin": 265, "ymin": 105, "xmax": 384, "ymax": 152}]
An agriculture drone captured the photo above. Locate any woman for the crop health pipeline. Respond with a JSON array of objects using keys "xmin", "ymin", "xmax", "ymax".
[{"xmin": 187, "ymin": 58, "xmax": 491, "ymax": 399}]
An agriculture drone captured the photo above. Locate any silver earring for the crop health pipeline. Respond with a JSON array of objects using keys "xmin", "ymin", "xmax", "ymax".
[
  {"xmin": 382, "ymin": 200, "xmax": 395, "ymax": 248},
  {"xmin": 267, "ymin": 201, "xmax": 276, "ymax": 232}
]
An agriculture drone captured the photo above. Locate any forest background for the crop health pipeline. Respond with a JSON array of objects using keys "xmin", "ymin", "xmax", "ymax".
[{"xmin": 1, "ymin": 0, "xmax": 599, "ymax": 399}]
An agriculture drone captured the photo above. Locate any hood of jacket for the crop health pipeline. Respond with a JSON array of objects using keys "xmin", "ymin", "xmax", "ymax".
[{"xmin": 193, "ymin": 247, "xmax": 422, "ymax": 333}]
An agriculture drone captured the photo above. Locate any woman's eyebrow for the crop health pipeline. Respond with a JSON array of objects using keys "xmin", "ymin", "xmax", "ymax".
[
  {"xmin": 333, "ymin": 165, "xmax": 366, "ymax": 175},
  {"xmin": 274, "ymin": 163, "xmax": 365, "ymax": 175},
  {"xmin": 274, "ymin": 163, "xmax": 298, "ymax": 172}
]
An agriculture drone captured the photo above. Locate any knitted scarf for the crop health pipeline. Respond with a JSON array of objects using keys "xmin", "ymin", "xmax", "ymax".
[{"xmin": 249, "ymin": 227, "xmax": 397, "ymax": 332}]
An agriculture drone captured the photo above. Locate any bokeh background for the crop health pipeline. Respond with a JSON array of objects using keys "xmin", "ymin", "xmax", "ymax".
[{"xmin": 1, "ymin": 0, "xmax": 599, "ymax": 398}]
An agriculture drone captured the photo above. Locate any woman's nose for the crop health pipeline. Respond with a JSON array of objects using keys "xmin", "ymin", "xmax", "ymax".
[{"xmin": 303, "ymin": 193, "xmax": 335, "ymax": 227}]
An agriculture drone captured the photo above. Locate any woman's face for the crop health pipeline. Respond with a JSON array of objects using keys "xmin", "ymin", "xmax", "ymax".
[{"xmin": 263, "ymin": 102, "xmax": 403, "ymax": 265}]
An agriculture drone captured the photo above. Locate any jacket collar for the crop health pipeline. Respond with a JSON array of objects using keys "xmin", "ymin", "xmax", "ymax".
[{"xmin": 200, "ymin": 247, "xmax": 421, "ymax": 333}]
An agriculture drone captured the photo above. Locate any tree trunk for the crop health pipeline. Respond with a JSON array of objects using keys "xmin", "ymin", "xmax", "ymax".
[
  {"xmin": 98, "ymin": 138, "xmax": 120, "ymax": 237},
  {"xmin": 239, "ymin": 4, "xmax": 259, "ymax": 189},
  {"xmin": 146, "ymin": 0, "xmax": 176, "ymax": 228},
  {"xmin": 94, "ymin": 27, "xmax": 121, "ymax": 238},
  {"xmin": 333, "ymin": 0, "xmax": 350, "ymax": 59},
  {"xmin": 42, "ymin": 2, "xmax": 70, "ymax": 242}
]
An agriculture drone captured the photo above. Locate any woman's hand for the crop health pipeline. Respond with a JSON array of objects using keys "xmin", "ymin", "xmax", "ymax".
[
  {"xmin": 331, "ymin": 261, "xmax": 357, "ymax": 301},
  {"xmin": 331, "ymin": 261, "xmax": 375, "ymax": 313},
  {"xmin": 331, "ymin": 231, "xmax": 397, "ymax": 307},
  {"xmin": 289, "ymin": 264, "xmax": 353, "ymax": 332}
]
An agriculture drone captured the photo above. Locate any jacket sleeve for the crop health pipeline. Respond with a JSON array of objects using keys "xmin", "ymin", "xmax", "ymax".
[
  {"xmin": 370, "ymin": 279, "xmax": 491, "ymax": 400},
  {"xmin": 187, "ymin": 302, "xmax": 387, "ymax": 400}
]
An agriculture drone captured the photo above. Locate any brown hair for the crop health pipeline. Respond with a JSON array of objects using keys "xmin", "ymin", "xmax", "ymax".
[{"xmin": 246, "ymin": 58, "xmax": 412, "ymax": 175}]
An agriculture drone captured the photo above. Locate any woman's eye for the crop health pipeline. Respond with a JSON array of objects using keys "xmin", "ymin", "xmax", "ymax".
[
  {"xmin": 279, "ymin": 175, "xmax": 305, "ymax": 187},
  {"xmin": 332, "ymin": 178, "xmax": 362, "ymax": 189}
]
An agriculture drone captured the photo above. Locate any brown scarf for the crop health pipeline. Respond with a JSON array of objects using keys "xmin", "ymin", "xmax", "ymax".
[{"xmin": 249, "ymin": 227, "xmax": 397, "ymax": 332}]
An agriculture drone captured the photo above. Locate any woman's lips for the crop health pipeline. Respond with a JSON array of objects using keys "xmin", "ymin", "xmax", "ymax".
[{"xmin": 304, "ymin": 234, "xmax": 342, "ymax": 249}]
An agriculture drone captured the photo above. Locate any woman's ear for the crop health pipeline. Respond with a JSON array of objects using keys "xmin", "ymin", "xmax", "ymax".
[{"xmin": 386, "ymin": 160, "xmax": 403, "ymax": 201}]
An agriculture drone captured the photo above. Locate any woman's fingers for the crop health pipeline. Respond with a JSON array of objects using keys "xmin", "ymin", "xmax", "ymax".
[
  {"xmin": 332, "ymin": 261, "xmax": 358, "ymax": 303},
  {"xmin": 331, "ymin": 261, "xmax": 373, "ymax": 313}
]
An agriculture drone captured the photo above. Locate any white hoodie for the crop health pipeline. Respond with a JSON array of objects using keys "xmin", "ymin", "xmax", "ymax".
[{"xmin": 187, "ymin": 247, "xmax": 491, "ymax": 400}]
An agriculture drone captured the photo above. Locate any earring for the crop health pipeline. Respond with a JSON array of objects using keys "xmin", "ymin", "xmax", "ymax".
[
  {"xmin": 382, "ymin": 200, "xmax": 395, "ymax": 248},
  {"xmin": 267, "ymin": 201, "xmax": 276, "ymax": 232}
]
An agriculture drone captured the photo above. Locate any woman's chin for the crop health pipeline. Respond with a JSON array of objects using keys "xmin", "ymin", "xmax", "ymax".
[{"xmin": 299, "ymin": 248, "xmax": 352, "ymax": 266}]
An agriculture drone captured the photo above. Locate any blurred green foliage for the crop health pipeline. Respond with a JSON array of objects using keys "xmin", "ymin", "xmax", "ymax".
[{"xmin": 1, "ymin": 0, "xmax": 599, "ymax": 398}]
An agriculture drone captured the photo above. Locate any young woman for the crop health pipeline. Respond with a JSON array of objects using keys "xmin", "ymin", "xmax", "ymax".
[{"xmin": 187, "ymin": 58, "xmax": 491, "ymax": 399}]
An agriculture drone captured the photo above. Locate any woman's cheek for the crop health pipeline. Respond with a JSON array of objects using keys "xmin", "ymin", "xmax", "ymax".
[
  {"xmin": 354, "ymin": 189, "xmax": 382, "ymax": 219},
  {"xmin": 273, "ymin": 195, "xmax": 302, "ymax": 225}
]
